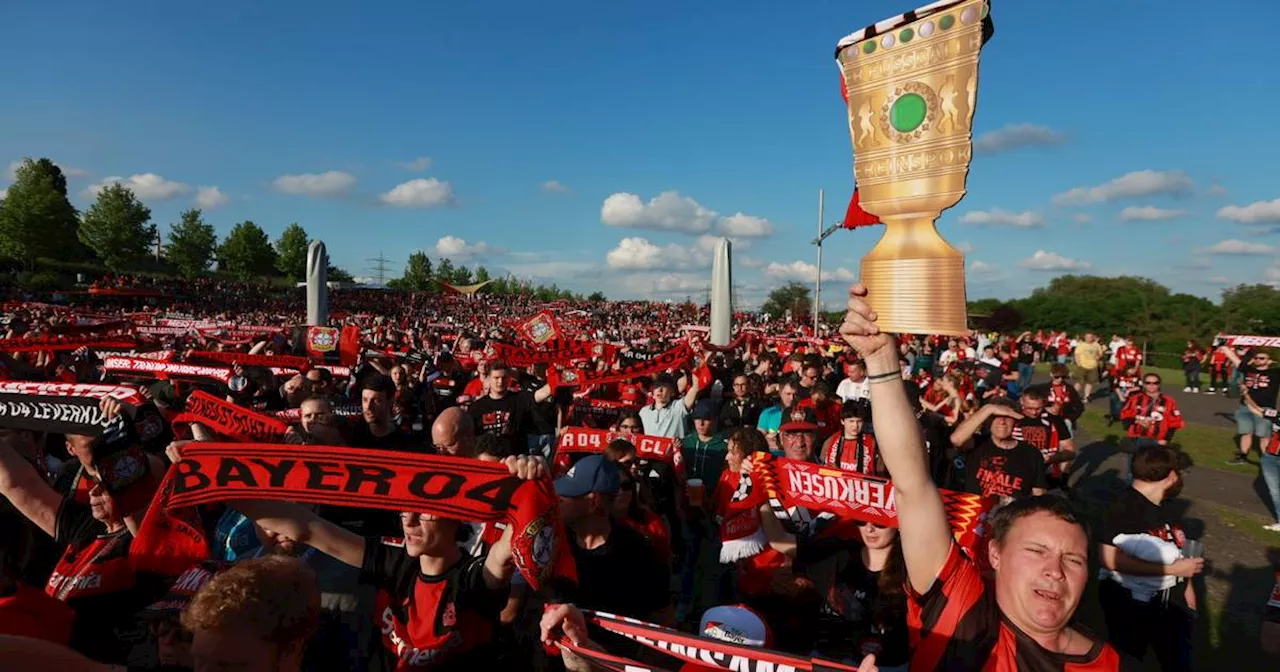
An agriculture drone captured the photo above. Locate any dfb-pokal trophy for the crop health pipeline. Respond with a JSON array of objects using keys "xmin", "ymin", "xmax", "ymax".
[{"xmin": 836, "ymin": 0, "xmax": 993, "ymax": 336}]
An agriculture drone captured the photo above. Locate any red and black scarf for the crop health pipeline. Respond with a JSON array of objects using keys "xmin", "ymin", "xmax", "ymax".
[{"xmin": 131, "ymin": 443, "xmax": 577, "ymax": 591}]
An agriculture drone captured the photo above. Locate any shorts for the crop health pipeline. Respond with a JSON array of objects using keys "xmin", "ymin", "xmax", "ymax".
[
  {"xmin": 1235, "ymin": 406, "xmax": 1274, "ymax": 438},
  {"xmin": 1074, "ymin": 366, "xmax": 1100, "ymax": 384}
]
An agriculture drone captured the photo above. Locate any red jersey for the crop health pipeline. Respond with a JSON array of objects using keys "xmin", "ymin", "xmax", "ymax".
[
  {"xmin": 907, "ymin": 544, "xmax": 1120, "ymax": 671},
  {"xmin": 820, "ymin": 433, "xmax": 880, "ymax": 475},
  {"xmin": 798, "ymin": 397, "xmax": 841, "ymax": 440},
  {"xmin": 0, "ymin": 584, "xmax": 75, "ymax": 645},
  {"xmin": 1119, "ymin": 393, "xmax": 1184, "ymax": 441}
]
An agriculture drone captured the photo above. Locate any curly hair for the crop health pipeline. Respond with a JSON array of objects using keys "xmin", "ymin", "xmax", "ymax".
[{"xmin": 181, "ymin": 555, "xmax": 320, "ymax": 648}]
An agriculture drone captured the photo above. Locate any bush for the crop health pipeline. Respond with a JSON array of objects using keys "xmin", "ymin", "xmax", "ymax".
[{"xmin": 17, "ymin": 271, "xmax": 69, "ymax": 292}]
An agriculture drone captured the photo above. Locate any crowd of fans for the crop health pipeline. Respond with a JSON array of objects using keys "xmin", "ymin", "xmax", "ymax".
[{"xmin": 0, "ymin": 279, "xmax": 1276, "ymax": 671}]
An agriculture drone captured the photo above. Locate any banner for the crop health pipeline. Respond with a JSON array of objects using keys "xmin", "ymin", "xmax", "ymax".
[
  {"xmin": 516, "ymin": 310, "xmax": 564, "ymax": 347},
  {"xmin": 0, "ymin": 334, "xmax": 137, "ymax": 353},
  {"xmin": 291, "ymin": 325, "xmax": 360, "ymax": 365},
  {"xmin": 556, "ymin": 427, "xmax": 684, "ymax": 477},
  {"xmin": 1214, "ymin": 334, "xmax": 1280, "ymax": 349},
  {"xmin": 566, "ymin": 609, "xmax": 862, "ymax": 672},
  {"xmin": 172, "ymin": 391, "xmax": 290, "ymax": 442},
  {"xmin": 0, "ymin": 393, "xmax": 108, "ymax": 435},
  {"xmin": 548, "ymin": 342, "xmax": 692, "ymax": 389},
  {"xmin": 131, "ymin": 442, "xmax": 577, "ymax": 591},
  {"xmin": 103, "ymin": 357, "xmax": 233, "ymax": 384},
  {"xmin": 188, "ymin": 351, "xmax": 312, "ymax": 372},
  {"xmin": 748, "ymin": 452, "xmax": 991, "ymax": 553}
]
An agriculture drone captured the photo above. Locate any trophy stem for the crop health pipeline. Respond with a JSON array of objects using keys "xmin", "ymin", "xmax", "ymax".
[{"xmin": 860, "ymin": 216, "xmax": 968, "ymax": 336}]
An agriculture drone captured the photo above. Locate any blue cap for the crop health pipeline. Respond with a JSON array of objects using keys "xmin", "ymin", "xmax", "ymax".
[
  {"xmin": 692, "ymin": 399, "xmax": 718, "ymax": 421},
  {"xmin": 554, "ymin": 454, "xmax": 621, "ymax": 498}
]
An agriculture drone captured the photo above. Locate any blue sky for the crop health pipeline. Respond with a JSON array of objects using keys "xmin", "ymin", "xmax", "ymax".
[{"xmin": 3, "ymin": 0, "xmax": 1279, "ymax": 309}]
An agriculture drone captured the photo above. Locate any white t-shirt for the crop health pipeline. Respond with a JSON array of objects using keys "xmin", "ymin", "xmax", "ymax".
[{"xmin": 836, "ymin": 377, "xmax": 869, "ymax": 402}]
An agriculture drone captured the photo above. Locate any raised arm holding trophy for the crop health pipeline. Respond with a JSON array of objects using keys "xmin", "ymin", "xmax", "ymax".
[{"xmin": 836, "ymin": 0, "xmax": 994, "ymax": 336}]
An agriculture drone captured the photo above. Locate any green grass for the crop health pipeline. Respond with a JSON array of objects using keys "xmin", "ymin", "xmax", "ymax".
[
  {"xmin": 1074, "ymin": 408, "xmax": 1254, "ymax": 476},
  {"xmin": 1208, "ymin": 503, "xmax": 1279, "ymax": 545},
  {"xmin": 1033, "ymin": 362, "xmax": 1186, "ymax": 383}
]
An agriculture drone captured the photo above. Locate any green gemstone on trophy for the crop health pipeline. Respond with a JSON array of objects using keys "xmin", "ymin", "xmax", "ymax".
[
  {"xmin": 863, "ymin": 40, "xmax": 876, "ymax": 54},
  {"xmin": 981, "ymin": 3, "xmax": 989, "ymax": 19},
  {"xmin": 900, "ymin": 27, "xmax": 914, "ymax": 42},
  {"xmin": 940, "ymin": 14, "xmax": 955, "ymax": 30},
  {"xmin": 890, "ymin": 93, "xmax": 927, "ymax": 132}
]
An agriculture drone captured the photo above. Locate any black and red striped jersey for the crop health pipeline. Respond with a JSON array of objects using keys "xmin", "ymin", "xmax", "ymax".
[
  {"xmin": 1119, "ymin": 393, "xmax": 1184, "ymax": 441},
  {"xmin": 907, "ymin": 544, "xmax": 1120, "ymax": 671}
]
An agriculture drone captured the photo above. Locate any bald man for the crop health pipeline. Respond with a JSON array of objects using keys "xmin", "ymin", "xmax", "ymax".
[{"xmin": 431, "ymin": 406, "xmax": 476, "ymax": 457}]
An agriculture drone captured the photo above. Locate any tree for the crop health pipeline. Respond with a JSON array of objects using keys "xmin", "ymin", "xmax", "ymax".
[
  {"xmin": 587, "ymin": 291, "xmax": 606, "ymax": 302},
  {"xmin": 1220, "ymin": 284, "xmax": 1280, "ymax": 335},
  {"xmin": 435, "ymin": 258, "xmax": 456, "ymax": 287},
  {"xmin": 0, "ymin": 158, "xmax": 81, "ymax": 268},
  {"xmin": 452, "ymin": 265, "xmax": 473, "ymax": 285},
  {"xmin": 394, "ymin": 252, "xmax": 434, "ymax": 291},
  {"xmin": 761, "ymin": 282, "xmax": 811, "ymax": 320},
  {"xmin": 474, "ymin": 265, "xmax": 491, "ymax": 284},
  {"xmin": 327, "ymin": 264, "xmax": 354, "ymax": 283},
  {"xmin": 274, "ymin": 223, "xmax": 310, "ymax": 282},
  {"xmin": 218, "ymin": 221, "xmax": 277, "ymax": 281},
  {"xmin": 166, "ymin": 209, "xmax": 217, "ymax": 278},
  {"xmin": 78, "ymin": 183, "xmax": 156, "ymax": 271}
]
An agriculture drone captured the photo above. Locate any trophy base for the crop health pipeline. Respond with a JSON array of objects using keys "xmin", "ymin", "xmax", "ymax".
[{"xmin": 861, "ymin": 255, "xmax": 969, "ymax": 337}]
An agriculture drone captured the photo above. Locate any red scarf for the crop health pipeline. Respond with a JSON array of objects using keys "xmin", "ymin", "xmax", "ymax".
[
  {"xmin": 130, "ymin": 443, "xmax": 577, "ymax": 591},
  {"xmin": 172, "ymin": 390, "xmax": 291, "ymax": 442},
  {"xmin": 548, "ymin": 342, "xmax": 692, "ymax": 389},
  {"xmin": 555, "ymin": 427, "xmax": 685, "ymax": 479},
  {"xmin": 748, "ymin": 452, "xmax": 992, "ymax": 553}
]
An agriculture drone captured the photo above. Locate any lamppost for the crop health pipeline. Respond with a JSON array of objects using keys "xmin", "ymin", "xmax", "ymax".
[{"xmin": 811, "ymin": 189, "xmax": 844, "ymax": 334}]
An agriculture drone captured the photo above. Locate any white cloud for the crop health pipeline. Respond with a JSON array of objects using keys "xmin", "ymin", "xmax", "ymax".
[
  {"xmin": 954, "ymin": 240, "xmax": 974, "ymax": 254},
  {"xmin": 1207, "ymin": 275, "xmax": 1231, "ymax": 285},
  {"xmin": 1018, "ymin": 250, "xmax": 1091, "ymax": 271},
  {"xmin": 959, "ymin": 209, "xmax": 1043, "ymax": 228},
  {"xmin": 541, "ymin": 180, "xmax": 570, "ymax": 193},
  {"xmin": 1051, "ymin": 170, "xmax": 1194, "ymax": 206},
  {"xmin": 502, "ymin": 260, "xmax": 597, "ymax": 280},
  {"xmin": 1119, "ymin": 206, "xmax": 1185, "ymax": 222},
  {"xmin": 194, "ymin": 186, "xmax": 229, "ymax": 209},
  {"xmin": 1073, "ymin": 213, "xmax": 1093, "ymax": 224},
  {"xmin": 379, "ymin": 178, "xmax": 455, "ymax": 208},
  {"xmin": 606, "ymin": 237, "xmax": 708, "ymax": 271},
  {"xmin": 1199, "ymin": 239, "xmax": 1277, "ymax": 255},
  {"xmin": 0, "ymin": 188, "xmax": 6, "ymax": 200},
  {"xmin": 9, "ymin": 160, "xmax": 88, "ymax": 179},
  {"xmin": 763, "ymin": 260, "xmax": 854, "ymax": 283},
  {"xmin": 617, "ymin": 272, "xmax": 708, "ymax": 296},
  {"xmin": 5, "ymin": 161, "xmax": 19, "ymax": 180},
  {"xmin": 601, "ymin": 190, "xmax": 774, "ymax": 238},
  {"xmin": 969, "ymin": 260, "xmax": 997, "ymax": 273},
  {"xmin": 83, "ymin": 173, "xmax": 190, "ymax": 201},
  {"xmin": 396, "ymin": 157, "xmax": 433, "ymax": 171},
  {"xmin": 973, "ymin": 123, "xmax": 1066, "ymax": 154},
  {"xmin": 435, "ymin": 236, "xmax": 496, "ymax": 260},
  {"xmin": 740, "ymin": 256, "xmax": 765, "ymax": 268},
  {"xmin": 272, "ymin": 171, "xmax": 355, "ymax": 196},
  {"xmin": 1206, "ymin": 183, "xmax": 1227, "ymax": 197},
  {"xmin": 717, "ymin": 213, "xmax": 774, "ymax": 237},
  {"xmin": 1267, "ymin": 265, "xmax": 1280, "ymax": 287},
  {"xmin": 1217, "ymin": 198, "xmax": 1280, "ymax": 224}
]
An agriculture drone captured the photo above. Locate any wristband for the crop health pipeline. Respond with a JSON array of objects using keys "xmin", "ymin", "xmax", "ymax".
[{"xmin": 867, "ymin": 370, "xmax": 902, "ymax": 384}]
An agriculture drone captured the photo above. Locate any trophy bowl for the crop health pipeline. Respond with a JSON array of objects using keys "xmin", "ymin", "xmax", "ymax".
[{"xmin": 836, "ymin": 0, "xmax": 993, "ymax": 336}]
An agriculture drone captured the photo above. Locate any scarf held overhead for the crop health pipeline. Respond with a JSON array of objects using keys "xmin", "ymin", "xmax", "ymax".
[
  {"xmin": 130, "ymin": 442, "xmax": 576, "ymax": 591},
  {"xmin": 749, "ymin": 452, "xmax": 992, "ymax": 553},
  {"xmin": 171, "ymin": 390, "xmax": 290, "ymax": 442},
  {"xmin": 555, "ymin": 426, "xmax": 685, "ymax": 478},
  {"xmin": 548, "ymin": 342, "xmax": 692, "ymax": 389}
]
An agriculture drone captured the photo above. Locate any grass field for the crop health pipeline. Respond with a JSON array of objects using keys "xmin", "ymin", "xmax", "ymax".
[{"xmin": 1074, "ymin": 407, "xmax": 1252, "ymax": 476}]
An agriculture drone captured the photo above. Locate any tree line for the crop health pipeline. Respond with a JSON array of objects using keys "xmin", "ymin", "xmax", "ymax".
[{"xmin": 0, "ymin": 156, "xmax": 592, "ymax": 300}]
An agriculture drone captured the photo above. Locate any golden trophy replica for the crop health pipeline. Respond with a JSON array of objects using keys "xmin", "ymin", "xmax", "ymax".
[{"xmin": 836, "ymin": 0, "xmax": 992, "ymax": 336}]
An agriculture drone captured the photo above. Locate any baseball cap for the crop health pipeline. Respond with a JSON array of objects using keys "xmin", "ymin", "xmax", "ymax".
[
  {"xmin": 692, "ymin": 400, "xmax": 718, "ymax": 421},
  {"xmin": 700, "ymin": 604, "xmax": 772, "ymax": 647},
  {"xmin": 554, "ymin": 454, "xmax": 621, "ymax": 498},
  {"xmin": 139, "ymin": 562, "xmax": 219, "ymax": 620},
  {"xmin": 778, "ymin": 406, "xmax": 819, "ymax": 433}
]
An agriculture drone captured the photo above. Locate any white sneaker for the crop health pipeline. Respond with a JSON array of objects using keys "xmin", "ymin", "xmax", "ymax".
[
  {"xmin": 1183, "ymin": 386, "xmax": 1192, "ymax": 392},
  {"xmin": 1207, "ymin": 388, "xmax": 1216, "ymax": 394},
  {"xmin": 1265, "ymin": 522, "xmax": 1280, "ymax": 532}
]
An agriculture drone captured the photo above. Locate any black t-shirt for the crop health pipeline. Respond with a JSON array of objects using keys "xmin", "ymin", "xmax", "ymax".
[
  {"xmin": 350, "ymin": 421, "xmax": 422, "ymax": 451},
  {"xmin": 52, "ymin": 500, "xmax": 167, "ymax": 665},
  {"xmin": 813, "ymin": 550, "xmax": 910, "ymax": 666},
  {"xmin": 1097, "ymin": 487, "xmax": 1189, "ymax": 606},
  {"xmin": 1017, "ymin": 340, "xmax": 1036, "ymax": 365},
  {"xmin": 960, "ymin": 437, "xmax": 1048, "ymax": 500},
  {"xmin": 468, "ymin": 392, "xmax": 548, "ymax": 456},
  {"xmin": 917, "ymin": 411, "xmax": 953, "ymax": 488},
  {"xmin": 559, "ymin": 521, "xmax": 669, "ymax": 619},
  {"xmin": 1241, "ymin": 365, "xmax": 1279, "ymax": 409},
  {"xmin": 361, "ymin": 541, "xmax": 503, "ymax": 670}
]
